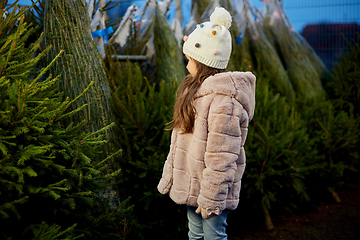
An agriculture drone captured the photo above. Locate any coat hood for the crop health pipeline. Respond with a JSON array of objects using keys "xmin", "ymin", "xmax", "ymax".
[{"xmin": 195, "ymin": 71, "xmax": 256, "ymax": 120}]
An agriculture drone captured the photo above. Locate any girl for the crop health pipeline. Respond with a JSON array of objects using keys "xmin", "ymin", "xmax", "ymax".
[{"xmin": 158, "ymin": 7, "xmax": 256, "ymax": 240}]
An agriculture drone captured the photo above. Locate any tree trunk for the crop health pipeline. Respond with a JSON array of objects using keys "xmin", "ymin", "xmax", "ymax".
[
  {"xmin": 43, "ymin": 0, "xmax": 121, "ymax": 209},
  {"xmin": 328, "ymin": 187, "xmax": 342, "ymax": 203},
  {"xmin": 262, "ymin": 204, "xmax": 274, "ymax": 231}
]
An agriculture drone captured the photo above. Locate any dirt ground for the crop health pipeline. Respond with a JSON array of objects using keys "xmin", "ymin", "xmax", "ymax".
[{"xmin": 227, "ymin": 181, "xmax": 360, "ymax": 240}]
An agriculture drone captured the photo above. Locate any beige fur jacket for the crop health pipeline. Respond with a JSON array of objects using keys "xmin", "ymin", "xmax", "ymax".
[{"xmin": 157, "ymin": 71, "xmax": 256, "ymax": 217}]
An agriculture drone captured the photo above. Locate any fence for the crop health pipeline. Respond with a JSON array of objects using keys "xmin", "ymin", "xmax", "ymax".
[
  {"xmin": 8, "ymin": 0, "xmax": 360, "ymax": 70},
  {"xmin": 283, "ymin": 0, "xmax": 360, "ymax": 70},
  {"xmin": 108, "ymin": 0, "xmax": 360, "ymax": 70}
]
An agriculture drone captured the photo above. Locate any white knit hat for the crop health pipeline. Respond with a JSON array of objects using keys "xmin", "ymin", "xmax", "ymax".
[{"xmin": 183, "ymin": 7, "xmax": 232, "ymax": 69}]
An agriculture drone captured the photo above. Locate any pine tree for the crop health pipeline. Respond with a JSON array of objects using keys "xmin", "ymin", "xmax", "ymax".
[
  {"xmin": 297, "ymin": 36, "xmax": 360, "ymax": 202},
  {"xmin": 326, "ymin": 34, "xmax": 360, "ymax": 118},
  {"xmin": 327, "ymin": 34, "xmax": 360, "ymax": 175},
  {"xmin": 262, "ymin": 0, "xmax": 323, "ymax": 99},
  {"xmin": 42, "ymin": 0, "xmax": 121, "ymax": 209},
  {"xmin": 298, "ymin": 94, "xmax": 359, "ymax": 203},
  {"xmin": 104, "ymin": 50, "xmax": 186, "ymax": 239},
  {"xmin": 0, "ymin": 1, "xmax": 129, "ymax": 239},
  {"xmin": 42, "ymin": 0, "xmax": 113, "ymax": 137},
  {"xmin": 242, "ymin": 76, "xmax": 321, "ymax": 230},
  {"xmin": 153, "ymin": 4, "xmax": 185, "ymax": 85},
  {"xmin": 193, "ymin": 0, "xmax": 211, "ymax": 18}
]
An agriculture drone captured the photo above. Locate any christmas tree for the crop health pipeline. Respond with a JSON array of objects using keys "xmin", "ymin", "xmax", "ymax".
[
  {"xmin": 242, "ymin": 76, "xmax": 320, "ymax": 230},
  {"xmin": 0, "ymin": 1, "xmax": 129, "ymax": 238},
  {"xmin": 153, "ymin": 3, "xmax": 185, "ymax": 85},
  {"xmin": 42, "ymin": 0, "xmax": 121, "ymax": 208},
  {"xmin": 105, "ymin": 48, "xmax": 185, "ymax": 238}
]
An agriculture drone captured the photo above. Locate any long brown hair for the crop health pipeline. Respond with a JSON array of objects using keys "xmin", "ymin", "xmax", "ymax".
[{"xmin": 168, "ymin": 58, "xmax": 227, "ymax": 133}]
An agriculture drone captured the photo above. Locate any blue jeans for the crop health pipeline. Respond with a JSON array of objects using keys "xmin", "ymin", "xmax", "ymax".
[{"xmin": 187, "ymin": 206, "xmax": 229, "ymax": 240}]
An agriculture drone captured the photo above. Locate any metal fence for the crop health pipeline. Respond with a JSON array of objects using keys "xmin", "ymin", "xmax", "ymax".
[
  {"xmin": 9, "ymin": 0, "xmax": 358, "ymax": 70},
  {"xmin": 108, "ymin": 0, "xmax": 360, "ymax": 70},
  {"xmin": 283, "ymin": 0, "xmax": 360, "ymax": 70}
]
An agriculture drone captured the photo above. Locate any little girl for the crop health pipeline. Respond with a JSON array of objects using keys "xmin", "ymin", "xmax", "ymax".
[{"xmin": 158, "ymin": 7, "xmax": 256, "ymax": 240}]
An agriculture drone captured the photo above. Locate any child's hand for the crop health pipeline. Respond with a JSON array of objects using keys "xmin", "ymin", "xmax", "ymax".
[{"xmin": 195, "ymin": 206, "xmax": 218, "ymax": 219}]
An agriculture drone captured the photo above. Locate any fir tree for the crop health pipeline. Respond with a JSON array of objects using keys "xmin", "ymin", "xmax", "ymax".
[
  {"xmin": 326, "ymin": 34, "xmax": 360, "ymax": 118},
  {"xmin": 298, "ymin": 36, "xmax": 360, "ymax": 202},
  {"xmin": 105, "ymin": 51, "xmax": 185, "ymax": 239},
  {"xmin": 0, "ymin": 1, "xmax": 129, "ymax": 239},
  {"xmin": 241, "ymin": 76, "xmax": 321, "ymax": 230},
  {"xmin": 153, "ymin": 4, "xmax": 185, "ymax": 85},
  {"xmin": 193, "ymin": 0, "xmax": 211, "ymax": 18},
  {"xmin": 42, "ymin": 0, "xmax": 122, "ymax": 209},
  {"xmin": 299, "ymin": 94, "xmax": 359, "ymax": 203}
]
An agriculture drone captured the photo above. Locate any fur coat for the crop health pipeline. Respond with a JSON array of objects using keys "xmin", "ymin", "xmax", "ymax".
[{"xmin": 157, "ymin": 71, "xmax": 256, "ymax": 216}]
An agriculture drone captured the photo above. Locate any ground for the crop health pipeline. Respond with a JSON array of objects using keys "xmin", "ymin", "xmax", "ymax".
[{"xmin": 227, "ymin": 180, "xmax": 360, "ymax": 240}]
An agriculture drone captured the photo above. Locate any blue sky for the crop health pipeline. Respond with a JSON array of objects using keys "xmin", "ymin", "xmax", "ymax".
[{"xmin": 7, "ymin": 0, "xmax": 360, "ymax": 33}]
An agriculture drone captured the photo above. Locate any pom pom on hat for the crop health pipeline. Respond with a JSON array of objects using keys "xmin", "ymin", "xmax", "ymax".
[{"xmin": 210, "ymin": 7, "xmax": 232, "ymax": 29}]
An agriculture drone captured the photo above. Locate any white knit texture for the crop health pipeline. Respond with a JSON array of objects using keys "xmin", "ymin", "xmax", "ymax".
[
  {"xmin": 183, "ymin": 7, "xmax": 232, "ymax": 69},
  {"xmin": 210, "ymin": 7, "xmax": 232, "ymax": 29}
]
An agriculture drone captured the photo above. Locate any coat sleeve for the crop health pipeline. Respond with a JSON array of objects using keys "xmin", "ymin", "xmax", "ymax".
[
  {"xmin": 197, "ymin": 94, "xmax": 242, "ymax": 215},
  {"xmin": 157, "ymin": 129, "xmax": 178, "ymax": 194}
]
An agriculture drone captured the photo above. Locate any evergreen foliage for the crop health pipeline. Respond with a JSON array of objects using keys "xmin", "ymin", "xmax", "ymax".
[
  {"xmin": 303, "ymin": 35, "xmax": 360, "ymax": 193},
  {"xmin": 105, "ymin": 52, "xmax": 186, "ymax": 239},
  {"xmin": 111, "ymin": 0, "xmax": 185, "ymax": 86},
  {"xmin": 28, "ymin": 222, "xmax": 80, "ymax": 240},
  {"xmin": 220, "ymin": 0, "xmax": 254, "ymax": 73},
  {"xmin": 0, "ymin": 1, "xmax": 129, "ymax": 239},
  {"xmin": 240, "ymin": 76, "xmax": 321, "ymax": 229},
  {"xmin": 42, "ymin": 0, "xmax": 120, "ymax": 185},
  {"xmin": 262, "ymin": 1, "xmax": 323, "ymax": 99},
  {"xmin": 326, "ymin": 34, "xmax": 360, "ymax": 118},
  {"xmin": 232, "ymin": 0, "xmax": 294, "ymax": 99},
  {"xmin": 298, "ymin": 94, "xmax": 359, "ymax": 203},
  {"xmin": 227, "ymin": 27, "xmax": 254, "ymax": 72},
  {"xmin": 193, "ymin": 0, "xmax": 211, "ymax": 18},
  {"xmin": 153, "ymin": 4, "xmax": 185, "ymax": 85},
  {"xmin": 102, "ymin": 1, "xmax": 360, "ymax": 236},
  {"xmin": 3, "ymin": 0, "xmax": 357, "ymax": 237}
]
